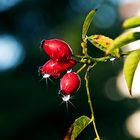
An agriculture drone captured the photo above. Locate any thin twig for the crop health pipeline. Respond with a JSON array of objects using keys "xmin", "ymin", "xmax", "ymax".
[
  {"xmin": 76, "ymin": 64, "xmax": 87, "ymax": 74},
  {"xmin": 85, "ymin": 63, "xmax": 100, "ymax": 140}
]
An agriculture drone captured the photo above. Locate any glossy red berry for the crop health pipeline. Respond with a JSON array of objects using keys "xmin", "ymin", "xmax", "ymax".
[
  {"xmin": 60, "ymin": 72, "xmax": 81, "ymax": 95},
  {"xmin": 62, "ymin": 59, "xmax": 76, "ymax": 71},
  {"xmin": 41, "ymin": 39, "xmax": 72, "ymax": 62},
  {"xmin": 40, "ymin": 59, "xmax": 76, "ymax": 78}
]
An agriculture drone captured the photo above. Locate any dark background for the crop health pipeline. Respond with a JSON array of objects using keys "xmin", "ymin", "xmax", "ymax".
[{"xmin": 0, "ymin": 0, "xmax": 140, "ymax": 140}]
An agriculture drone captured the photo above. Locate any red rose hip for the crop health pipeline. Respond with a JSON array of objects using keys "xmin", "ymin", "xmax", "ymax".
[
  {"xmin": 40, "ymin": 59, "xmax": 76, "ymax": 78},
  {"xmin": 41, "ymin": 39, "xmax": 72, "ymax": 61},
  {"xmin": 60, "ymin": 72, "xmax": 81, "ymax": 95}
]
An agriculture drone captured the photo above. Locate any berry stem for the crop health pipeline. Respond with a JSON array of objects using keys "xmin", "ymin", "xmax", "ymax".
[
  {"xmin": 74, "ymin": 54, "xmax": 111, "ymax": 64},
  {"xmin": 93, "ymin": 56, "xmax": 111, "ymax": 62},
  {"xmin": 76, "ymin": 64, "xmax": 87, "ymax": 74},
  {"xmin": 85, "ymin": 63, "xmax": 100, "ymax": 140}
]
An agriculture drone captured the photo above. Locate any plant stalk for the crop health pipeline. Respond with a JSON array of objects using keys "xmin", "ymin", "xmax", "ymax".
[
  {"xmin": 85, "ymin": 64, "xmax": 100, "ymax": 140},
  {"xmin": 76, "ymin": 64, "xmax": 87, "ymax": 74},
  {"xmin": 74, "ymin": 54, "xmax": 111, "ymax": 64}
]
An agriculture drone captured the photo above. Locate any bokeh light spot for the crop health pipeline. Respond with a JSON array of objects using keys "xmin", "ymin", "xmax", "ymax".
[
  {"xmin": 119, "ymin": 0, "xmax": 140, "ymax": 4},
  {"xmin": 0, "ymin": 35, "xmax": 25, "ymax": 72},
  {"xmin": 0, "ymin": 0, "xmax": 22, "ymax": 12},
  {"xmin": 69, "ymin": 0, "xmax": 102, "ymax": 14},
  {"xmin": 117, "ymin": 68, "xmax": 140, "ymax": 98},
  {"xmin": 126, "ymin": 110, "xmax": 140, "ymax": 138},
  {"xmin": 94, "ymin": 4, "xmax": 117, "ymax": 29}
]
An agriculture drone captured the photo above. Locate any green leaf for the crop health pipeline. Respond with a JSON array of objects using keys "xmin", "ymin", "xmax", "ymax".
[
  {"xmin": 82, "ymin": 9, "xmax": 97, "ymax": 40},
  {"xmin": 64, "ymin": 115, "xmax": 91, "ymax": 140},
  {"xmin": 123, "ymin": 16, "xmax": 140, "ymax": 29},
  {"xmin": 112, "ymin": 32, "xmax": 140, "ymax": 50},
  {"xmin": 87, "ymin": 35, "xmax": 120, "ymax": 58},
  {"xmin": 123, "ymin": 49, "xmax": 140, "ymax": 95}
]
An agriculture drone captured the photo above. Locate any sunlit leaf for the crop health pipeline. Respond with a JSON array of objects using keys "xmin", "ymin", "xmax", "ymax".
[
  {"xmin": 123, "ymin": 16, "xmax": 140, "ymax": 29},
  {"xmin": 123, "ymin": 49, "xmax": 140, "ymax": 95},
  {"xmin": 88, "ymin": 35, "xmax": 113, "ymax": 51},
  {"xmin": 82, "ymin": 9, "xmax": 97, "ymax": 40},
  {"xmin": 109, "ymin": 32, "xmax": 140, "ymax": 51},
  {"xmin": 87, "ymin": 35, "xmax": 120, "ymax": 58},
  {"xmin": 64, "ymin": 115, "xmax": 91, "ymax": 140}
]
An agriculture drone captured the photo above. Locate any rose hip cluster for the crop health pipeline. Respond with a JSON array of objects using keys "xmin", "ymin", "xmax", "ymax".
[{"xmin": 40, "ymin": 39, "xmax": 81, "ymax": 100}]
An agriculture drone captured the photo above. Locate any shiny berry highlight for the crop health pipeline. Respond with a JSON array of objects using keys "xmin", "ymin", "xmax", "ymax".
[
  {"xmin": 60, "ymin": 72, "xmax": 81, "ymax": 95},
  {"xmin": 41, "ymin": 39, "xmax": 72, "ymax": 62},
  {"xmin": 40, "ymin": 59, "xmax": 76, "ymax": 78}
]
